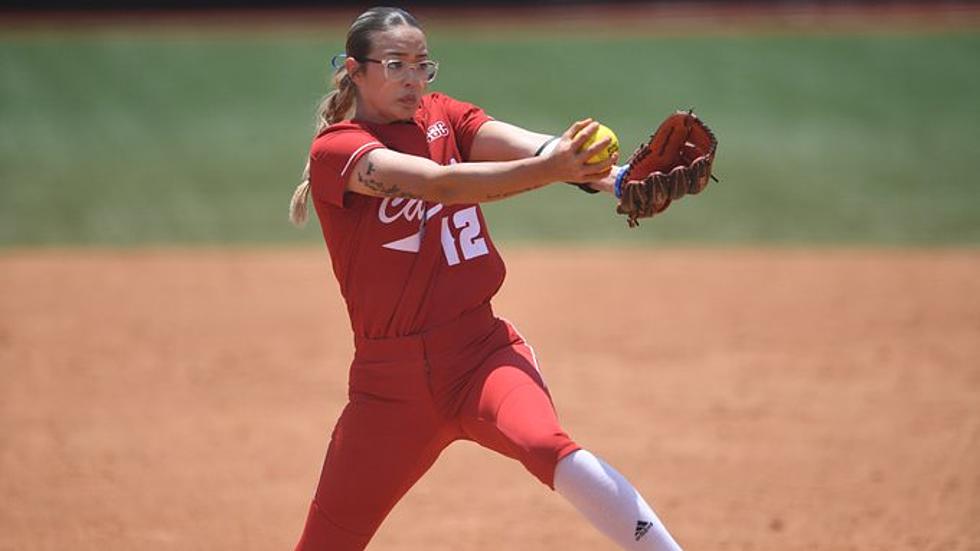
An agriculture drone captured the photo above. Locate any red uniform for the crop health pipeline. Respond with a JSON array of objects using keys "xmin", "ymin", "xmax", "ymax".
[{"xmin": 296, "ymin": 93, "xmax": 580, "ymax": 550}]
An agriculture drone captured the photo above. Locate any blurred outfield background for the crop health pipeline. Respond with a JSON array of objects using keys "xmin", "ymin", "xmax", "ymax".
[{"xmin": 1, "ymin": 2, "xmax": 979, "ymax": 246}]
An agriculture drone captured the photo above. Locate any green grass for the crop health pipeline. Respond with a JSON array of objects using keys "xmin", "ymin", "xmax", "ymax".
[{"xmin": 1, "ymin": 28, "xmax": 979, "ymax": 246}]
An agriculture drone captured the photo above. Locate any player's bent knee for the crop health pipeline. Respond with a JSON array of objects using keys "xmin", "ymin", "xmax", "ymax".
[
  {"xmin": 518, "ymin": 435, "xmax": 582, "ymax": 489},
  {"xmin": 491, "ymin": 382, "xmax": 582, "ymax": 488}
]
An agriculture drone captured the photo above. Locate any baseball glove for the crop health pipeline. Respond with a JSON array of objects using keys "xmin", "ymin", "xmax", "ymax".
[{"xmin": 615, "ymin": 110, "xmax": 718, "ymax": 227}]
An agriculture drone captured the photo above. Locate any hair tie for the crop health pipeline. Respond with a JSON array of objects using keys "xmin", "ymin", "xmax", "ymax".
[{"xmin": 330, "ymin": 54, "xmax": 348, "ymax": 70}]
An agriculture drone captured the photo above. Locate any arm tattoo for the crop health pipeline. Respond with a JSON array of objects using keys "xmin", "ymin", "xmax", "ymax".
[{"xmin": 357, "ymin": 161, "xmax": 420, "ymax": 199}]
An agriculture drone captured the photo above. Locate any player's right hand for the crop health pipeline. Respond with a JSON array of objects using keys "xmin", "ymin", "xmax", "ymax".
[{"xmin": 547, "ymin": 119, "xmax": 618, "ymax": 183}]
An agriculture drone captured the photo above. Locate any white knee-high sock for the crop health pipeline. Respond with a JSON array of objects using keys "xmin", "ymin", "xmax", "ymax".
[{"xmin": 554, "ymin": 449, "xmax": 683, "ymax": 551}]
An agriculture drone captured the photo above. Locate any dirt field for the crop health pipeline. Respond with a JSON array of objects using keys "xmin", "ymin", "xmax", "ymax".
[{"xmin": 1, "ymin": 247, "xmax": 978, "ymax": 551}]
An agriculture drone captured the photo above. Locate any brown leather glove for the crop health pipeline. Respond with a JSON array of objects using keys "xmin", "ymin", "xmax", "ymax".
[{"xmin": 615, "ymin": 110, "xmax": 718, "ymax": 227}]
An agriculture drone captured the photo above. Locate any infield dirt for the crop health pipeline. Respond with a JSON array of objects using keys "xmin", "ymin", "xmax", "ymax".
[{"xmin": 1, "ymin": 247, "xmax": 978, "ymax": 550}]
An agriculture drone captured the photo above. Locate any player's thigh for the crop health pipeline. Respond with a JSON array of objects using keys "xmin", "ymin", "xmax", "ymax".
[{"xmin": 459, "ymin": 335, "xmax": 579, "ymax": 487}]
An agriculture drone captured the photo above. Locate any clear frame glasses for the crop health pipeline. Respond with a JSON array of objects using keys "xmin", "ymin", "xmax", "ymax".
[{"xmin": 358, "ymin": 57, "xmax": 439, "ymax": 83}]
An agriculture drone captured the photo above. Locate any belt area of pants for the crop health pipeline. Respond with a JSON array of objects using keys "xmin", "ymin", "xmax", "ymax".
[{"xmin": 352, "ymin": 303, "xmax": 498, "ymax": 364}]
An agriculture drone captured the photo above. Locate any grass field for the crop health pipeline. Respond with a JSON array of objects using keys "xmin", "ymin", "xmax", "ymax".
[{"xmin": 1, "ymin": 25, "xmax": 979, "ymax": 246}]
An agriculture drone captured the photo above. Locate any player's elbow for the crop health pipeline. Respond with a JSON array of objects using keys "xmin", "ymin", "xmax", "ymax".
[{"xmin": 422, "ymin": 165, "xmax": 465, "ymax": 205}]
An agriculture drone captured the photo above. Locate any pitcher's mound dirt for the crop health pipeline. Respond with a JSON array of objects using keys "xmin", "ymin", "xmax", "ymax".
[{"xmin": 1, "ymin": 247, "xmax": 977, "ymax": 551}]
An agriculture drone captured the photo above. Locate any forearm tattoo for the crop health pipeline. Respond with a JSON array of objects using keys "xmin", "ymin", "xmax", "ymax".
[{"xmin": 358, "ymin": 161, "xmax": 420, "ymax": 199}]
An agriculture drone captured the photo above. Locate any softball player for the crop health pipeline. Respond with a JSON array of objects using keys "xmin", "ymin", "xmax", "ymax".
[{"xmin": 288, "ymin": 7, "xmax": 683, "ymax": 551}]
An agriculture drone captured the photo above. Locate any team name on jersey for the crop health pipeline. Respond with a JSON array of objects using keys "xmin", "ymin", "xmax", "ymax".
[
  {"xmin": 379, "ymin": 197, "xmax": 433, "ymax": 224},
  {"xmin": 426, "ymin": 121, "xmax": 449, "ymax": 143},
  {"xmin": 378, "ymin": 198, "xmax": 445, "ymax": 254},
  {"xmin": 376, "ymin": 157, "xmax": 456, "ymax": 226},
  {"xmin": 377, "ymin": 157, "xmax": 456, "ymax": 254}
]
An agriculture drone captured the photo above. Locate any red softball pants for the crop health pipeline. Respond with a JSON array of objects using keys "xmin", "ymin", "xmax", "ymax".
[{"xmin": 294, "ymin": 304, "xmax": 580, "ymax": 550}]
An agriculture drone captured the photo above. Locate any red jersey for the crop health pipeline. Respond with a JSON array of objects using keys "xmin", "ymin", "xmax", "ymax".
[{"xmin": 308, "ymin": 93, "xmax": 506, "ymax": 339}]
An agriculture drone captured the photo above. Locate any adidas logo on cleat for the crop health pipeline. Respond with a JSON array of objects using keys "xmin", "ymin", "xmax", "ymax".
[{"xmin": 634, "ymin": 520, "xmax": 653, "ymax": 541}]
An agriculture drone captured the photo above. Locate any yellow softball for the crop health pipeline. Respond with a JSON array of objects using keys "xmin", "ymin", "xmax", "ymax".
[{"xmin": 577, "ymin": 123, "xmax": 620, "ymax": 165}]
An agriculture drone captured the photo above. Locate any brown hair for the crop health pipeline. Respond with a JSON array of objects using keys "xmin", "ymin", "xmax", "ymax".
[{"xmin": 289, "ymin": 7, "xmax": 423, "ymax": 226}]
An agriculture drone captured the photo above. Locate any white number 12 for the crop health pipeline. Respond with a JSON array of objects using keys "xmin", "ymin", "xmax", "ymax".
[{"xmin": 440, "ymin": 206, "xmax": 489, "ymax": 266}]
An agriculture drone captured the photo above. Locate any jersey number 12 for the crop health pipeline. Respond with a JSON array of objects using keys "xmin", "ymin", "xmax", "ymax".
[{"xmin": 440, "ymin": 206, "xmax": 489, "ymax": 266}]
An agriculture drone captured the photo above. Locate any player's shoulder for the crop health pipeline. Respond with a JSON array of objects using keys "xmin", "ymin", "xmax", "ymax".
[
  {"xmin": 420, "ymin": 92, "xmax": 484, "ymax": 120},
  {"xmin": 422, "ymin": 91, "xmax": 448, "ymax": 104},
  {"xmin": 311, "ymin": 121, "xmax": 379, "ymax": 155},
  {"xmin": 314, "ymin": 120, "xmax": 373, "ymax": 141}
]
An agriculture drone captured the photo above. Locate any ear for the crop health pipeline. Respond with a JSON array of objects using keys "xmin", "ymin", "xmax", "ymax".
[{"xmin": 345, "ymin": 57, "xmax": 363, "ymax": 84}]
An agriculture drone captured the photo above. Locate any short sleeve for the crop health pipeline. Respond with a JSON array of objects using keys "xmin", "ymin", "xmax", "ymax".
[
  {"xmin": 438, "ymin": 94, "xmax": 493, "ymax": 162},
  {"xmin": 309, "ymin": 129, "xmax": 385, "ymax": 208}
]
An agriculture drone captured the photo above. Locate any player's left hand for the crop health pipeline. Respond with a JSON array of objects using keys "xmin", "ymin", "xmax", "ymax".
[{"xmin": 615, "ymin": 110, "xmax": 719, "ymax": 228}]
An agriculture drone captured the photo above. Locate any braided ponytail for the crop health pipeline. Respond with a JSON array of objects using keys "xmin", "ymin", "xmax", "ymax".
[
  {"xmin": 289, "ymin": 7, "xmax": 422, "ymax": 227},
  {"xmin": 289, "ymin": 69, "xmax": 356, "ymax": 227}
]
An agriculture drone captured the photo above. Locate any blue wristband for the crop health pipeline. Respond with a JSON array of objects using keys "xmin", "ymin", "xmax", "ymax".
[{"xmin": 614, "ymin": 166, "xmax": 627, "ymax": 199}]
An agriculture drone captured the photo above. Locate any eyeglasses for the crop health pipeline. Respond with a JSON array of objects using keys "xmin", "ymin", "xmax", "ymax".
[{"xmin": 356, "ymin": 57, "xmax": 439, "ymax": 83}]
